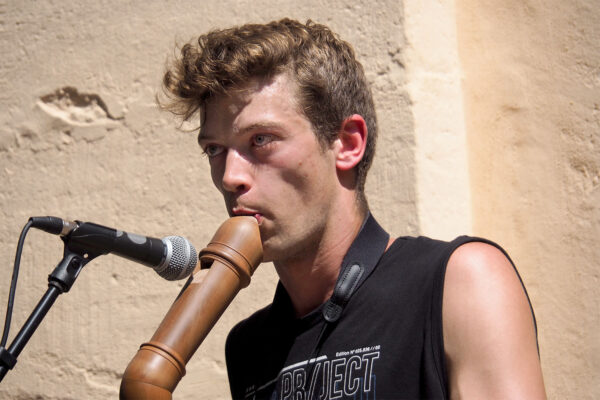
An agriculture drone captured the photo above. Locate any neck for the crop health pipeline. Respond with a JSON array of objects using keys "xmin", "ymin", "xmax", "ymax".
[{"xmin": 274, "ymin": 207, "xmax": 366, "ymax": 318}]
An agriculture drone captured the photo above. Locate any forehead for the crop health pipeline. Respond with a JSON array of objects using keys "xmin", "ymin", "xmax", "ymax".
[{"xmin": 199, "ymin": 74, "xmax": 304, "ymax": 138}]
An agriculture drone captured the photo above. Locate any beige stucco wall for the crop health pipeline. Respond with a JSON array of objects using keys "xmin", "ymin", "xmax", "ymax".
[
  {"xmin": 0, "ymin": 1, "xmax": 414, "ymax": 399},
  {"xmin": 0, "ymin": 1, "xmax": 597, "ymax": 399},
  {"xmin": 405, "ymin": 0, "xmax": 472, "ymax": 241}
]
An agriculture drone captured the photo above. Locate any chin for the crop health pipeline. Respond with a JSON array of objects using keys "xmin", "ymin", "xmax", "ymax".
[
  {"xmin": 259, "ymin": 240, "xmax": 288, "ymax": 264},
  {"xmin": 259, "ymin": 246, "xmax": 275, "ymax": 263}
]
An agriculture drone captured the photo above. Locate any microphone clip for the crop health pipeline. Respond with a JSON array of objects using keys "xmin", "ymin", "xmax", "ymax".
[{"xmin": 49, "ymin": 245, "xmax": 97, "ymax": 294}]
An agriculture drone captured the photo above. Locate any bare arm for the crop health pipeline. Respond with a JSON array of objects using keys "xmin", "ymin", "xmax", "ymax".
[{"xmin": 443, "ymin": 241, "xmax": 546, "ymax": 399}]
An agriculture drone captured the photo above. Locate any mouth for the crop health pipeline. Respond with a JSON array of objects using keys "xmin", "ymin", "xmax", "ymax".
[{"xmin": 231, "ymin": 208, "xmax": 263, "ymax": 224}]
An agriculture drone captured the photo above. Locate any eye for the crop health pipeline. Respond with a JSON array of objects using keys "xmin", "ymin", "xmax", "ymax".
[
  {"xmin": 202, "ymin": 144, "xmax": 225, "ymax": 158},
  {"xmin": 252, "ymin": 134, "xmax": 273, "ymax": 147}
]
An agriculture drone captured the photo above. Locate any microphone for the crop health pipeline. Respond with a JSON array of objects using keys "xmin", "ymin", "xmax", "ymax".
[{"xmin": 29, "ymin": 216, "xmax": 197, "ymax": 280}]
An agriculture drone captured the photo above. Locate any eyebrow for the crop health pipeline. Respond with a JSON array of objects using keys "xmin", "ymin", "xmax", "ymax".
[
  {"xmin": 198, "ymin": 121, "xmax": 285, "ymax": 144},
  {"xmin": 240, "ymin": 121, "xmax": 284, "ymax": 134},
  {"xmin": 197, "ymin": 127, "xmax": 210, "ymax": 144}
]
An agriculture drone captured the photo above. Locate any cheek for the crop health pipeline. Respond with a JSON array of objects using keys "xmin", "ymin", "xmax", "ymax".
[
  {"xmin": 278, "ymin": 160, "xmax": 309, "ymax": 188},
  {"xmin": 278, "ymin": 158, "xmax": 330, "ymax": 199}
]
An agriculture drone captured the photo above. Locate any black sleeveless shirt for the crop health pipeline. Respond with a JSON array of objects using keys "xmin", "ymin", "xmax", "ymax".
[{"xmin": 225, "ymin": 232, "xmax": 533, "ymax": 400}]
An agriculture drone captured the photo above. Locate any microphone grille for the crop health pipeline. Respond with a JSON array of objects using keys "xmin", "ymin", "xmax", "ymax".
[{"xmin": 158, "ymin": 236, "xmax": 198, "ymax": 280}]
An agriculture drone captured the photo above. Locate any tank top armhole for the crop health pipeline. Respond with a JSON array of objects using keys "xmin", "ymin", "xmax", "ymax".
[{"xmin": 431, "ymin": 236, "xmax": 540, "ymax": 397}]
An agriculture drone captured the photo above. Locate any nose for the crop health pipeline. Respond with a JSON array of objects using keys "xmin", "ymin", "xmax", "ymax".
[{"xmin": 219, "ymin": 149, "xmax": 252, "ymax": 193}]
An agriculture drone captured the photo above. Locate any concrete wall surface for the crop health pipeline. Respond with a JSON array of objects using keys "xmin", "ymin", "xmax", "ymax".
[{"xmin": 0, "ymin": 0, "xmax": 597, "ymax": 399}]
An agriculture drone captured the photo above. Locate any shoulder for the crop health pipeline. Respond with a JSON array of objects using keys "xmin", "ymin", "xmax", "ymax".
[
  {"xmin": 443, "ymin": 240, "xmax": 530, "ymax": 322},
  {"xmin": 445, "ymin": 240, "xmax": 522, "ymax": 293},
  {"xmin": 226, "ymin": 302, "xmax": 273, "ymax": 348},
  {"xmin": 442, "ymin": 240, "xmax": 534, "ymax": 342},
  {"xmin": 225, "ymin": 302, "xmax": 274, "ymax": 386},
  {"xmin": 382, "ymin": 236, "xmax": 481, "ymax": 284},
  {"xmin": 227, "ymin": 282, "xmax": 295, "ymax": 355},
  {"xmin": 442, "ymin": 240, "xmax": 546, "ymax": 398},
  {"xmin": 385, "ymin": 235, "xmax": 466, "ymax": 268}
]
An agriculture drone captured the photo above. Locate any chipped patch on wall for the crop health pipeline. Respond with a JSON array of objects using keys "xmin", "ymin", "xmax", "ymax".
[{"xmin": 37, "ymin": 87, "xmax": 123, "ymax": 127}]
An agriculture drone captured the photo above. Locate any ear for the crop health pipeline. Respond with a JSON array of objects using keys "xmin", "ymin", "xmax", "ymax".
[{"xmin": 334, "ymin": 114, "xmax": 368, "ymax": 171}]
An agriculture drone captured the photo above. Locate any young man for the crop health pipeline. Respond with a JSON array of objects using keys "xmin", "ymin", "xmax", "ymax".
[{"xmin": 161, "ymin": 19, "xmax": 546, "ymax": 399}]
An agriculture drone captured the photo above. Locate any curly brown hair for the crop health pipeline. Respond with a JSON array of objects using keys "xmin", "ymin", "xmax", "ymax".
[{"xmin": 161, "ymin": 18, "xmax": 377, "ymax": 209}]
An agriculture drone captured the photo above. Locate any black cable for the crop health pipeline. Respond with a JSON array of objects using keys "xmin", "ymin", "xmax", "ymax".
[{"xmin": 1, "ymin": 220, "xmax": 33, "ymax": 347}]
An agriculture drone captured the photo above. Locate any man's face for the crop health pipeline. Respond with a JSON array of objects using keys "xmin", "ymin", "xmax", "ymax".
[{"xmin": 199, "ymin": 74, "xmax": 340, "ymax": 263}]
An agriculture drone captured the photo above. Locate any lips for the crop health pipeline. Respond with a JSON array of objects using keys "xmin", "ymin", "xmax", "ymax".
[{"xmin": 231, "ymin": 207, "xmax": 263, "ymax": 224}]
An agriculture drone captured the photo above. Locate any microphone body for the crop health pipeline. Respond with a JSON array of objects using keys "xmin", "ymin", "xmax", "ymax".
[
  {"xmin": 30, "ymin": 217, "xmax": 197, "ymax": 280},
  {"xmin": 119, "ymin": 216, "xmax": 263, "ymax": 399},
  {"xmin": 67, "ymin": 222, "xmax": 165, "ymax": 267}
]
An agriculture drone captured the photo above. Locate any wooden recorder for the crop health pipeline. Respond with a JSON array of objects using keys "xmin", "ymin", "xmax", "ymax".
[{"xmin": 119, "ymin": 216, "xmax": 263, "ymax": 399}]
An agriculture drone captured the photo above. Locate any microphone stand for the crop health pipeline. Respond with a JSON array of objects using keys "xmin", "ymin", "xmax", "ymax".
[{"xmin": 0, "ymin": 236, "xmax": 97, "ymax": 382}]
